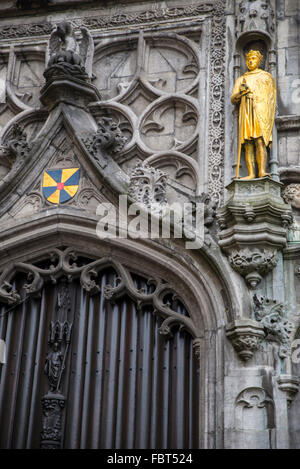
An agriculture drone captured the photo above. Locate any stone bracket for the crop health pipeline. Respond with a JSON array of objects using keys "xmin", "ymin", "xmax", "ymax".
[
  {"xmin": 277, "ymin": 375, "xmax": 300, "ymax": 406},
  {"xmin": 226, "ymin": 319, "xmax": 265, "ymax": 361}
]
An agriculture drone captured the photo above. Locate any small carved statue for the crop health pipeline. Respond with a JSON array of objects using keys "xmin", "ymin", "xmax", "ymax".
[
  {"xmin": 44, "ymin": 342, "xmax": 63, "ymax": 392},
  {"xmin": 231, "ymin": 50, "xmax": 276, "ymax": 179},
  {"xmin": 46, "ymin": 21, "xmax": 94, "ymax": 78}
]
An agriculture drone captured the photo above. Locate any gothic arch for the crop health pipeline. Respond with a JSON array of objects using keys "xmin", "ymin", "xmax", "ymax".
[{"xmin": 0, "ymin": 212, "xmax": 247, "ymax": 448}]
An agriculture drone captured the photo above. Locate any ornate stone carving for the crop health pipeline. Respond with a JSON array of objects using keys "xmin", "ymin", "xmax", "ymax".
[
  {"xmin": 282, "ymin": 184, "xmax": 300, "ymax": 210},
  {"xmin": 1, "ymin": 124, "xmax": 31, "ymax": 161},
  {"xmin": 41, "ymin": 281, "xmax": 73, "ymax": 449},
  {"xmin": 41, "ymin": 393, "xmax": 66, "ymax": 449},
  {"xmin": 236, "ymin": 0, "xmax": 275, "ymax": 38},
  {"xmin": 217, "ymin": 178, "xmax": 293, "ymax": 288},
  {"xmin": 0, "ymin": 3, "xmax": 214, "ymax": 40},
  {"xmin": 228, "ymin": 248, "xmax": 278, "ymax": 289},
  {"xmin": 253, "ymin": 295, "xmax": 294, "ymax": 358},
  {"xmin": 128, "ymin": 161, "xmax": 167, "ymax": 209},
  {"xmin": 0, "ymin": 248, "xmax": 198, "ymax": 342},
  {"xmin": 208, "ymin": 0, "xmax": 226, "ymax": 205},
  {"xmin": 81, "ymin": 118, "xmax": 127, "ymax": 169},
  {"xmin": 45, "ymin": 21, "xmax": 94, "ymax": 81},
  {"xmin": 226, "ymin": 319, "xmax": 265, "ymax": 361},
  {"xmin": 0, "ymin": 124, "xmax": 32, "ymax": 194},
  {"xmin": 41, "ymin": 22, "xmax": 100, "ymax": 110}
]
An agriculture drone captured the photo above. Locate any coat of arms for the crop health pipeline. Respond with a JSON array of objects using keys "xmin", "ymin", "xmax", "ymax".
[{"xmin": 42, "ymin": 168, "xmax": 80, "ymax": 204}]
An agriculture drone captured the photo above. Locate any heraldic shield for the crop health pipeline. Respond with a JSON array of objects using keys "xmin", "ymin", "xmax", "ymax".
[{"xmin": 42, "ymin": 168, "xmax": 80, "ymax": 204}]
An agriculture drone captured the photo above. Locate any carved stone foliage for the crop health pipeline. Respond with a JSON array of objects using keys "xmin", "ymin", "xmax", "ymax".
[
  {"xmin": 0, "ymin": 124, "xmax": 32, "ymax": 194},
  {"xmin": 128, "ymin": 161, "xmax": 167, "ymax": 209},
  {"xmin": 226, "ymin": 319, "xmax": 265, "ymax": 361},
  {"xmin": 217, "ymin": 179, "xmax": 293, "ymax": 288},
  {"xmin": 253, "ymin": 295, "xmax": 294, "ymax": 358},
  {"xmin": 236, "ymin": 0, "xmax": 275, "ymax": 38},
  {"xmin": 228, "ymin": 248, "xmax": 278, "ymax": 289},
  {"xmin": 235, "ymin": 387, "xmax": 275, "ymax": 431},
  {"xmin": 81, "ymin": 117, "xmax": 127, "ymax": 168},
  {"xmin": 283, "ymin": 184, "xmax": 300, "ymax": 210}
]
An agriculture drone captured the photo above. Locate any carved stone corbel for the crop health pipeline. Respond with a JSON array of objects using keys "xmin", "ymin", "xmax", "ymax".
[
  {"xmin": 226, "ymin": 319, "xmax": 265, "ymax": 361},
  {"xmin": 277, "ymin": 375, "xmax": 300, "ymax": 406},
  {"xmin": 217, "ymin": 178, "xmax": 293, "ymax": 288}
]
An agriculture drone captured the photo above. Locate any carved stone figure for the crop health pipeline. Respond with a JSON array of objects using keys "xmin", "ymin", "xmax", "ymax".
[
  {"xmin": 231, "ymin": 50, "xmax": 276, "ymax": 179},
  {"xmin": 45, "ymin": 21, "xmax": 94, "ymax": 80},
  {"xmin": 283, "ymin": 184, "xmax": 300, "ymax": 210},
  {"xmin": 44, "ymin": 342, "xmax": 63, "ymax": 392}
]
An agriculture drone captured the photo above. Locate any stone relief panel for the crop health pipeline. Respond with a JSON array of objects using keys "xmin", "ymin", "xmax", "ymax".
[{"xmin": 235, "ymin": 387, "xmax": 275, "ymax": 432}]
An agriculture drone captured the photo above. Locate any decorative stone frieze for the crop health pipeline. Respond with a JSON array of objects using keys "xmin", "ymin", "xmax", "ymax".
[
  {"xmin": 226, "ymin": 319, "xmax": 265, "ymax": 361},
  {"xmin": 217, "ymin": 178, "xmax": 293, "ymax": 288}
]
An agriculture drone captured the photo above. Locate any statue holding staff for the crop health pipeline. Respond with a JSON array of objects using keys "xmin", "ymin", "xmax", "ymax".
[{"xmin": 231, "ymin": 50, "xmax": 277, "ymax": 180}]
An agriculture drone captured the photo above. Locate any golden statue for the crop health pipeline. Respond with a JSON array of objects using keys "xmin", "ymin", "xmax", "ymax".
[{"xmin": 231, "ymin": 50, "xmax": 277, "ymax": 179}]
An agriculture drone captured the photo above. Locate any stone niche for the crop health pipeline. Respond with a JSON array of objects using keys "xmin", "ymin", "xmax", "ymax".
[{"xmin": 217, "ymin": 177, "xmax": 292, "ymax": 288}]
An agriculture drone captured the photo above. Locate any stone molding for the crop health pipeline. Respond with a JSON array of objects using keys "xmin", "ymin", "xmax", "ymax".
[
  {"xmin": 277, "ymin": 375, "xmax": 300, "ymax": 406},
  {"xmin": 0, "ymin": 3, "xmax": 215, "ymax": 40}
]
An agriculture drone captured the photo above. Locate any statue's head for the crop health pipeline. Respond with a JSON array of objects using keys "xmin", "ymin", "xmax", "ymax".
[
  {"xmin": 246, "ymin": 50, "xmax": 263, "ymax": 71},
  {"xmin": 53, "ymin": 342, "xmax": 59, "ymax": 351}
]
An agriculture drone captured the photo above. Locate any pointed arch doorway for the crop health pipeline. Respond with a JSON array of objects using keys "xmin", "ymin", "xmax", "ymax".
[{"xmin": 0, "ymin": 248, "xmax": 204, "ymax": 449}]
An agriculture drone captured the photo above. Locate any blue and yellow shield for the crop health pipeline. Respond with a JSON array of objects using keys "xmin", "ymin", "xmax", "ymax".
[{"xmin": 42, "ymin": 168, "xmax": 80, "ymax": 204}]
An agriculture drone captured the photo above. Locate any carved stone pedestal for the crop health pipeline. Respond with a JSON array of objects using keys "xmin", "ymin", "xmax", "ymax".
[
  {"xmin": 40, "ymin": 77, "xmax": 101, "ymax": 111},
  {"xmin": 217, "ymin": 178, "xmax": 292, "ymax": 288},
  {"xmin": 41, "ymin": 392, "xmax": 66, "ymax": 449}
]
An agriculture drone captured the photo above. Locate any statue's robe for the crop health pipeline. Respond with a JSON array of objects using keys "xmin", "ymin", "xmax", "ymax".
[{"xmin": 231, "ymin": 69, "xmax": 276, "ymax": 147}]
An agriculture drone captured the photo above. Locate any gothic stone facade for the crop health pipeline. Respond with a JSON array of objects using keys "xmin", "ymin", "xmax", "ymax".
[{"xmin": 0, "ymin": 0, "xmax": 299, "ymax": 449}]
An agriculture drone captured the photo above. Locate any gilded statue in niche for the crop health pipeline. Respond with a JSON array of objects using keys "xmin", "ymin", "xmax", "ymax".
[{"xmin": 231, "ymin": 50, "xmax": 277, "ymax": 179}]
